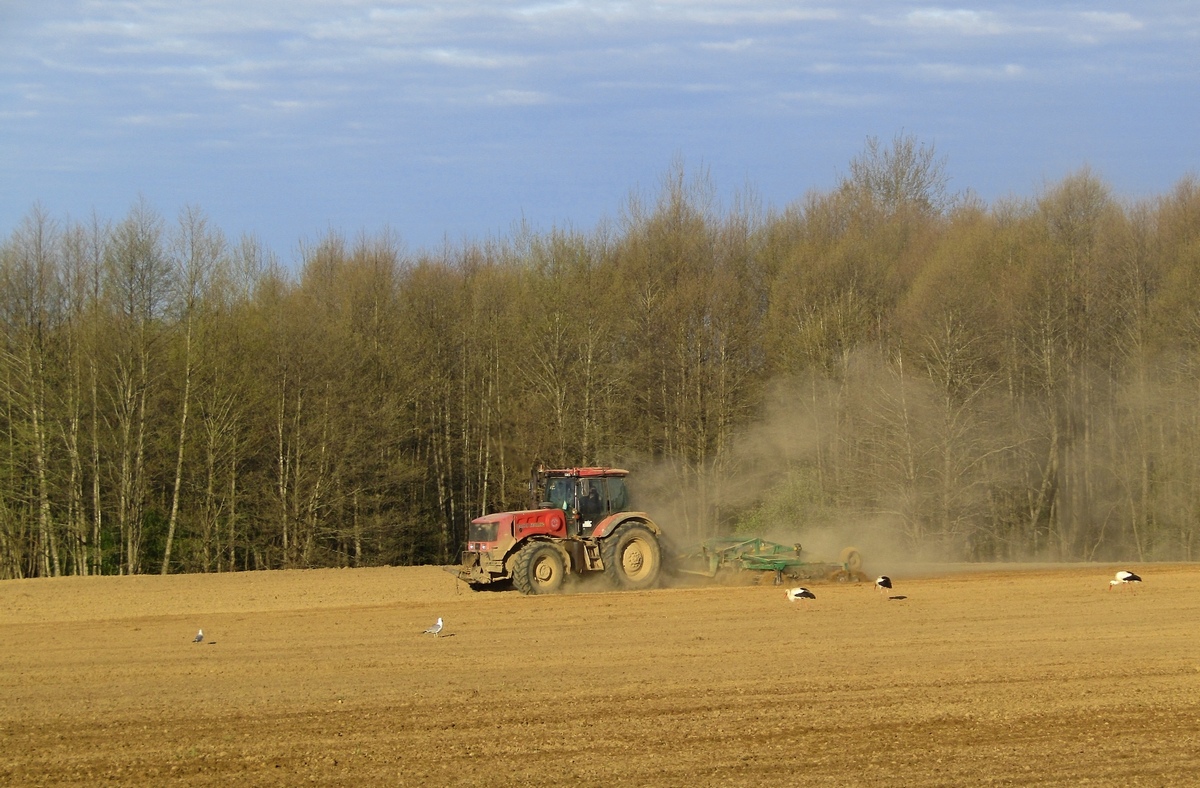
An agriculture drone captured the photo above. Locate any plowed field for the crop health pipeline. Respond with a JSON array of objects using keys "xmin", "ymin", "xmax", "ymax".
[{"xmin": 3, "ymin": 563, "xmax": 1200, "ymax": 786}]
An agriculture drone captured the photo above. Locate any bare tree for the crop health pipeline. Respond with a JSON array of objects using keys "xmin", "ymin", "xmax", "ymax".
[
  {"xmin": 845, "ymin": 132, "xmax": 952, "ymax": 218},
  {"xmin": 0, "ymin": 205, "xmax": 64, "ymax": 576},
  {"xmin": 59, "ymin": 214, "xmax": 110, "ymax": 574},
  {"xmin": 104, "ymin": 198, "xmax": 171, "ymax": 573},
  {"xmin": 161, "ymin": 205, "xmax": 224, "ymax": 573}
]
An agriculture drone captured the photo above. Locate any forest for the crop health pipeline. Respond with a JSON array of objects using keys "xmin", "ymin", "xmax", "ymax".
[{"xmin": 3, "ymin": 136, "xmax": 1200, "ymax": 578}]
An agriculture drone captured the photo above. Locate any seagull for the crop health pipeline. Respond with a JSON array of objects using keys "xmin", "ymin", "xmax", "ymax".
[
  {"xmin": 875, "ymin": 575, "xmax": 892, "ymax": 594},
  {"xmin": 423, "ymin": 617, "xmax": 444, "ymax": 636},
  {"xmin": 1109, "ymin": 570, "xmax": 1142, "ymax": 590},
  {"xmin": 193, "ymin": 629, "xmax": 204, "ymax": 643},
  {"xmin": 786, "ymin": 587, "xmax": 816, "ymax": 606}
]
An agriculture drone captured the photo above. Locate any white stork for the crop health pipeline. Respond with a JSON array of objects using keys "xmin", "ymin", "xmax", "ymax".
[
  {"xmin": 786, "ymin": 587, "xmax": 816, "ymax": 607},
  {"xmin": 1109, "ymin": 570, "xmax": 1142, "ymax": 590},
  {"xmin": 875, "ymin": 575, "xmax": 892, "ymax": 595}
]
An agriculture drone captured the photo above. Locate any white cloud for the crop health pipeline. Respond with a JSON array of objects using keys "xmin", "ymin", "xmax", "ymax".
[
  {"xmin": 671, "ymin": 8, "xmax": 840, "ymax": 25},
  {"xmin": 899, "ymin": 8, "xmax": 1010, "ymax": 35},
  {"xmin": 197, "ymin": 138, "xmax": 237, "ymax": 150},
  {"xmin": 486, "ymin": 89, "xmax": 552, "ymax": 106},
  {"xmin": 511, "ymin": 1, "xmax": 637, "ymax": 24},
  {"xmin": 916, "ymin": 61, "xmax": 1026, "ymax": 82},
  {"xmin": 700, "ymin": 38, "xmax": 758, "ymax": 53},
  {"xmin": 270, "ymin": 99, "xmax": 317, "ymax": 112},
  {"xmin": 682, "ymin": 82, "xmax": 732, "ymax": 94},
  {"xmin": 118, "ymin": 112, "xmax": 201, "ymax": 127},
  {"xmin": 865, "ymin": 5, "xmax": 1165, "ymax": 52},
  {"xmin": 211, "ymin": 77, "xmax": 261, "ymax": 92},
  {"xmin": 509, "ymin": 2, "xmax": 838, "ymax": 27},
  {"xmin": 1079, "ymin": 12, "xmax": 1143, "ymax": 33},
  {"xmin": 806, "ymin": 62, "xmax": 844, "ymax": 75},
  {"xmin": 422, "ymin": 48, "xmax": 531, "ymax": 70},
  {"xmin": 776, "ymin": 89, "xmax": 886, "ymax": 109}
]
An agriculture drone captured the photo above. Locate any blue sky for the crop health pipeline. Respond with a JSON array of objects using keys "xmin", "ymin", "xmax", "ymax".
[{"xmin": 2, "ymin": 1, "xmax": 1197, "ymax": 260}]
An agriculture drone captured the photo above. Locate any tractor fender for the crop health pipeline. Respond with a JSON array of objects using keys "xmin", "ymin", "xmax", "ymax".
[{"xmin": 591, "ymin": 513, "xmax": 661, "ymax": 540}]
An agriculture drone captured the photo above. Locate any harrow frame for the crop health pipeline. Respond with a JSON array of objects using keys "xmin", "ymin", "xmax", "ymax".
[{"xmin": 674, "ymin": 536, "xmax": 868, "ymax": 583}]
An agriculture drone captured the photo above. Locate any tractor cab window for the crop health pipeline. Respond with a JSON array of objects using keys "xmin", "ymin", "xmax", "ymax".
[
  {"xmin": 578, "ymin": 479, "xmax": 603, "ymax": 518},
  {"xmin": 546, "ymin": 478, "xmax": 573, "ymax": 510},
  {"xmin": 606, "ymin": 478, "xmax": 629, "ymax": 512}
]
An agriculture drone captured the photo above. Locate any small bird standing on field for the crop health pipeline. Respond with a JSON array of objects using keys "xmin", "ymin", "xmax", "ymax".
[
  {"xmin": 1109, "ymin": 570, "xmax": 1142, "ymax": 590},
  {"xmin": 786, "ymin": 587, "xmax": 815, "ymax": 607},
  {"xmin": 193, "ymin": 629, "xmax": 204, "ymax": 643},
  {"xmin": 423, "ymin": 617, "xmax": 444, "ymax": 636},
  {"xmin": 875, "ymin": 575, "xmax": 892, "ymax": 595}
]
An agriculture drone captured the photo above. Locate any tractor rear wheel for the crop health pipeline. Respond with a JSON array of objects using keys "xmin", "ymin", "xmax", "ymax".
[
  {"xmin": 839, "ymin": 547, "xmax": 863, "ymax": 572},
  {"xmin": 602, "ymin": 524, "xmax": 662, "ymax": 590},
  {"xmin": 512, "ymin": 542, "xmax": 566, "ymax": 595}
]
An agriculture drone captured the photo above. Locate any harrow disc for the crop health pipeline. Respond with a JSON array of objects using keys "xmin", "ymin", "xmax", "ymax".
[{"xmin": 839, "ymin": 547, "xmax": 863, "ymax": 572}]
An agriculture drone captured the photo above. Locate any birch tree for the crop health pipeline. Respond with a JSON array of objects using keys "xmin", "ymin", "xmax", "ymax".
[
  {"xmin": 104, "ymin": 198, "xmax": 171, "ymax": 573},
  {"xmin": 161, "ymin": 205, "xmax": 224, "ymax": 573}
]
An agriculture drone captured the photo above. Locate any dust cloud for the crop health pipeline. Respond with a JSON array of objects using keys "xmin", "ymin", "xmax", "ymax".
[{"xmin": 621, "ymin": 374, "xmax": 963, "ymax": 579}]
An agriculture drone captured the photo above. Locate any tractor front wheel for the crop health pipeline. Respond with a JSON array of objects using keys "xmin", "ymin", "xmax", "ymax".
[
  {"xmin": 602, "ymin": 524, "xmax": 662, "ymax": 590},
  {"xmin": 512, "ymin": 542, "xmax": 566, "ymax": 595}
]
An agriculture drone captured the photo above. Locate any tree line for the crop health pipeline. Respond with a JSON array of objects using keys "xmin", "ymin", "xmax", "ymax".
[{"xmin": 3, "ymin": 137, "xmax": 1200, "ymax": 577}]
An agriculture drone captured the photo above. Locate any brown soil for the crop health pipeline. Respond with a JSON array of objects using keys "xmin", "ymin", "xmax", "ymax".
[{"xmin": 3, "ymin": 563, "xmax": 1200, "ymax": 786}]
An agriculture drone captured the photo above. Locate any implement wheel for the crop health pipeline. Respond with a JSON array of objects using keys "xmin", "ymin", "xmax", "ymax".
[
  {"xmin": 839, "ymin": 547, "xmax": 863, "ymax": 572},
  {"xmin": 512, "ymin": 543, "xmax": 566, "ymax": 595},
  {"xmin": 602, "ymin": 524, "xmax": 662, "ymax": 590}
]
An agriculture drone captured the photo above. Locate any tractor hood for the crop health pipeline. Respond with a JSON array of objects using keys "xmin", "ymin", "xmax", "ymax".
[{"xmin": 468, "ymin": 507, "xmax": 568, "ymax": 548}]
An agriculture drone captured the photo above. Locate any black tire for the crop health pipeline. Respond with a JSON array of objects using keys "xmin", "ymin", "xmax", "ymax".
[
  {"xmin": 511, "ymin": 542, "xmax": 566, "ymax": 595},
  {"xmin": 601, "ymin": 524, "xmax": 662, "ymax": 590}
]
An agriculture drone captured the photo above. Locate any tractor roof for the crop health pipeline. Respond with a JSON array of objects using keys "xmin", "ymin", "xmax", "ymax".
[{"xmin": 542, "ymin": 467, "xmax": 629, "ymax": 478}]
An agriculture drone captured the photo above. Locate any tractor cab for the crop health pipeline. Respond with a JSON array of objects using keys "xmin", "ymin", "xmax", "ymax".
[{"xmin": 534, "ymin": 467, "xmax": 631, "ymax": 536}]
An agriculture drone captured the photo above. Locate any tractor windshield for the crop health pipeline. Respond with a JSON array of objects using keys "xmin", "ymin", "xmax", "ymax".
[{"xmin": 545, "ymin": 477, "xmax": 573, "ymax": 510}]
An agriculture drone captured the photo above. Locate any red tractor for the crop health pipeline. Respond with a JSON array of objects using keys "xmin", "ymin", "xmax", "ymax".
[{"xmin": 451, "ymin": 466, "xmax": 664, "ymax": 594}]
